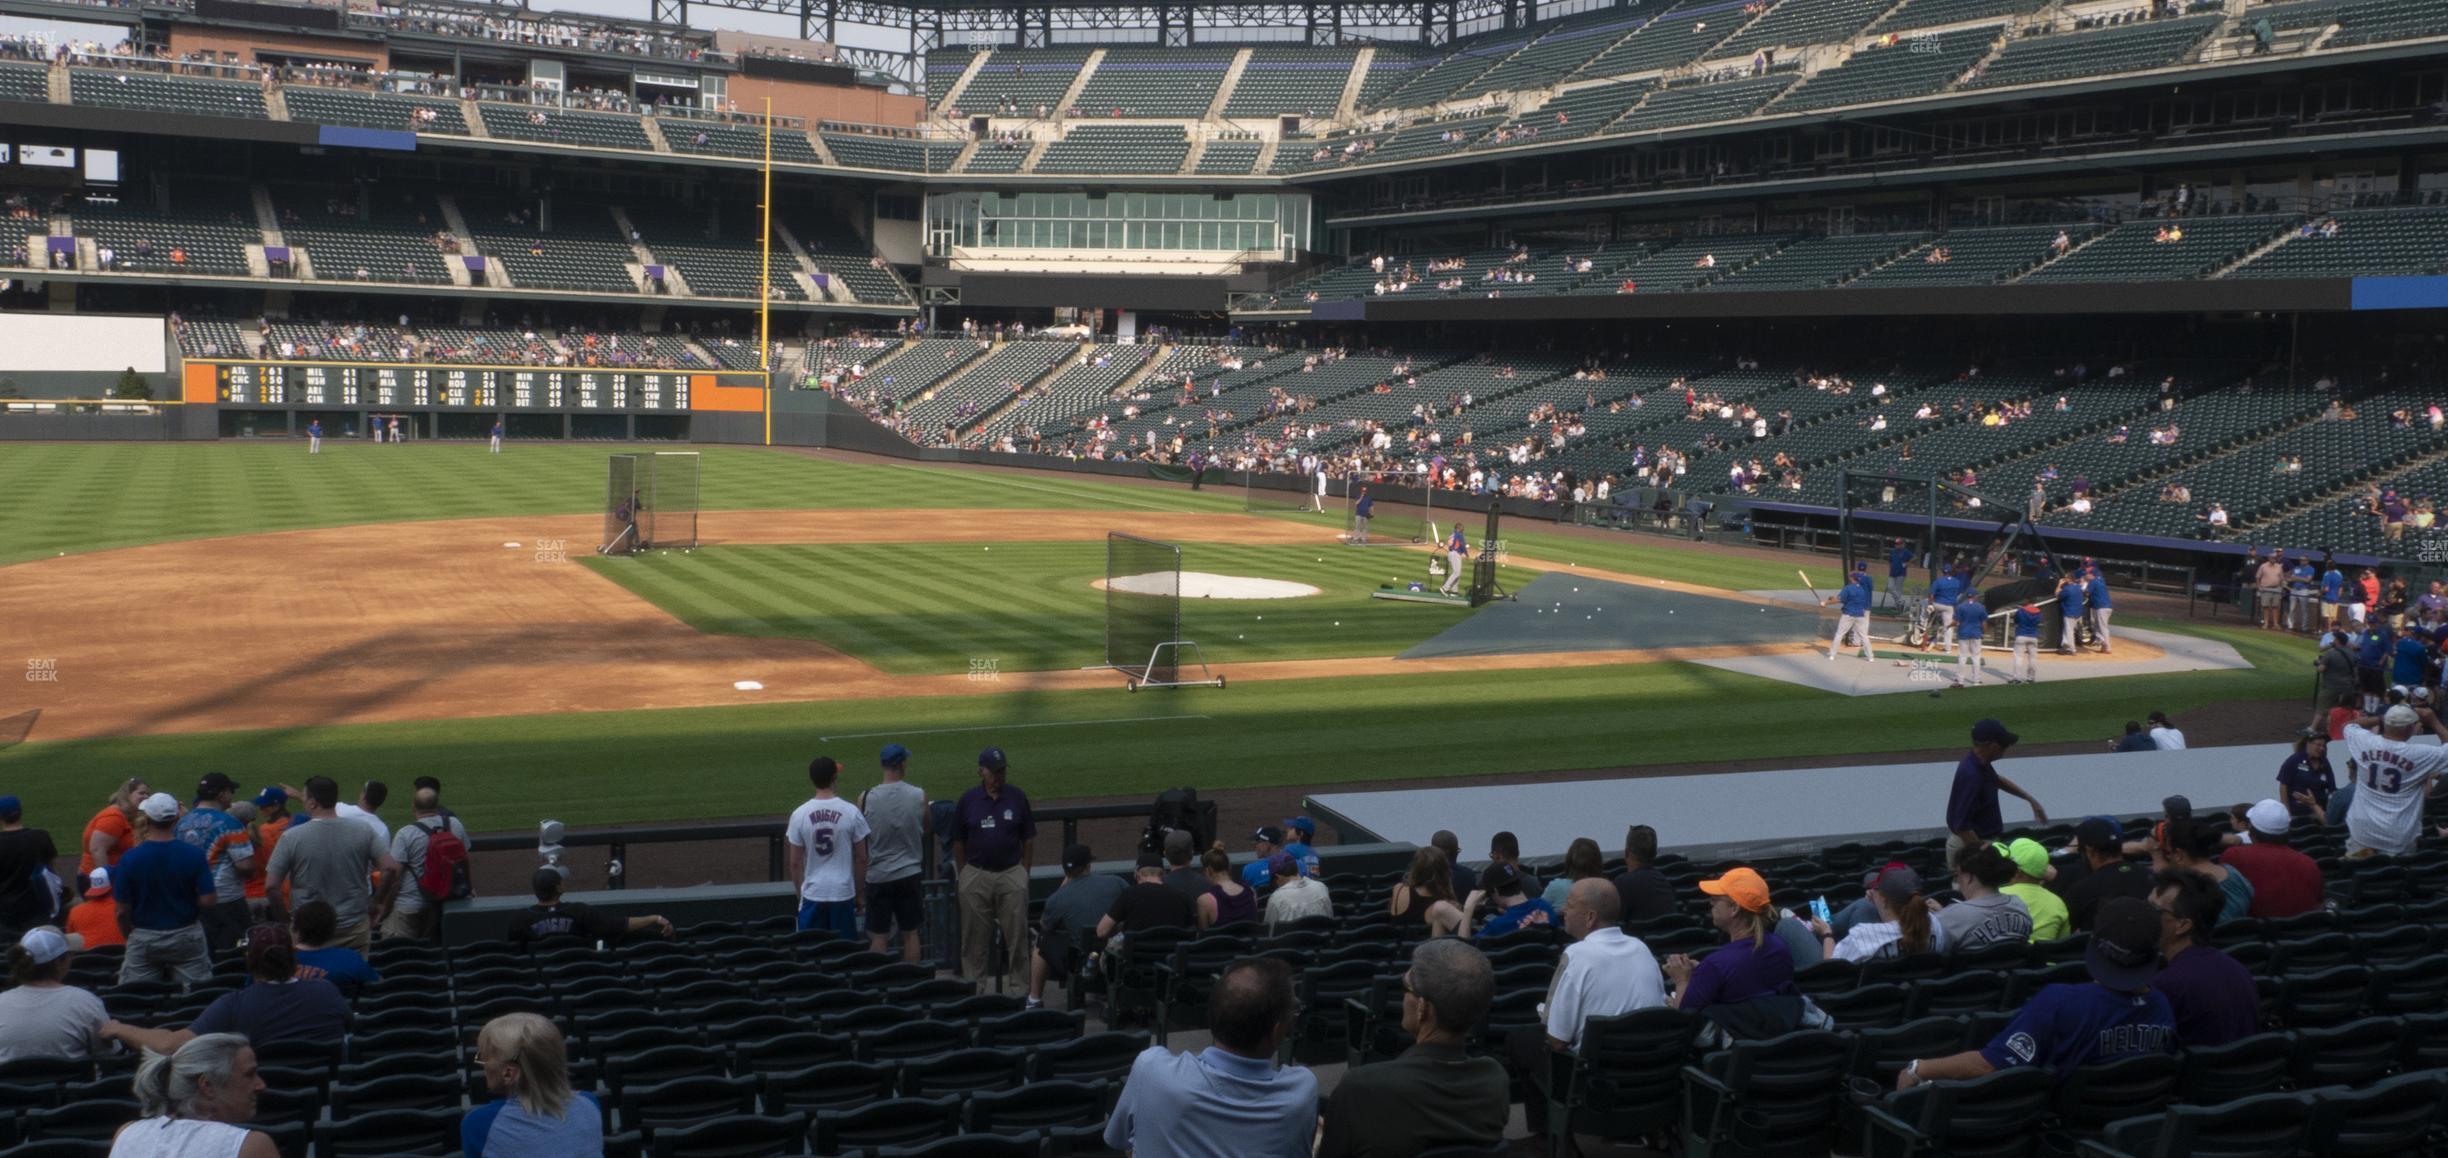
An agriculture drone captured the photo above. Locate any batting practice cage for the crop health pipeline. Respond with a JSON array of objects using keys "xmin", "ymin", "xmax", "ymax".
[
  {"xmin": 600, "ymin": 451, "xmax": 701, "ymax": 555},
  {"xmin": 1345, "ymin": 469, "xmax": 1432, "ymax": 545},
  {"xmin": 1103, "ymin": 532, "xmax": 1223, "ymax": 691}
]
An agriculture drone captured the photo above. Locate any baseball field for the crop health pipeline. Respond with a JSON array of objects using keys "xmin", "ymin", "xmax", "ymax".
[{"xmin": 1, "ymin": 441, "xmax": 2309, "ymax": 832}]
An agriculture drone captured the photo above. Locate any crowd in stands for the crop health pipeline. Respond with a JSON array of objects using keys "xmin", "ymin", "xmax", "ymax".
[{"xmin": 353, "ymin": 3, "xmax": 724, "ymax": 63}]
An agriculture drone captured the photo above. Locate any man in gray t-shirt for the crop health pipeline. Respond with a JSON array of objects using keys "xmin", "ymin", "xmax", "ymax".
[
  {"xmin": 859, "ymin": 744, "xmax": 930, "ymax": 962},
  {"xmin": 265, "ymin": 776, "xmax": 401, "ymax": 953}
]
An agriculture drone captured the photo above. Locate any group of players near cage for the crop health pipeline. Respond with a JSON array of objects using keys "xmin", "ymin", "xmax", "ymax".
[{"xmin": 1823, "ymin": 540, "xmax": 2117, "ymax": 687}]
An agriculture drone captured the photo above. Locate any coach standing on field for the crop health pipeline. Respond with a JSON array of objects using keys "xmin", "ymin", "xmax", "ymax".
[
  {"xmin": 1353, "ymin": 487, "xmax": 1374, "ymax": 544},
  {"xmin": 953, "ymin": 748, "xmax": 1034, "ymax": 994}
]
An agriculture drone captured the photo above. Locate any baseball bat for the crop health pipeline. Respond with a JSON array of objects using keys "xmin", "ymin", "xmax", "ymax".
[{"xmin": 1799, "ymin": 568, "xmax": 1825, "ymax": 605}]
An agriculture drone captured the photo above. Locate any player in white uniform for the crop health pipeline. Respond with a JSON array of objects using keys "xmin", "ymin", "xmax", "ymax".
[
  {"xmin": 785, "ymin": 756, "xmax": 872, "ymax": 936},
  {"xmin": 2338, "ymin": 705, "xmax": 2448, "ymax": 856},
  {"xmin": 1440, "ymin": 525, "xmax": 1469, "ymax": 596}
]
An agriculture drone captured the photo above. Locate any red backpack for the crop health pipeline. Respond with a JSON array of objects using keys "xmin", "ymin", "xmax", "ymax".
[{"xmin": 414, "ymin": 819, "xmax": 473, "ymax": 901}]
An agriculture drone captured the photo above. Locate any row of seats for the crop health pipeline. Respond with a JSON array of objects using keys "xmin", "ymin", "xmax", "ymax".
[
  {"xmin": 1970, "ymin": 15, "xmax": 2220, "ymax": 90},
  {"xmin": 1035, "ymin": 126, "xmax": 1189, "ymax": 176},
  {"xmin": 67, "ymin": 68, "xmax": 267, "ymax": 119},
  {"xmin": 281, "ymin": 87, "xmax": 469, "ymax": 135},
  {"xmin": 1071, "ymin": 46, "xmax": 1237, "ymax": 118},
  {"xmin": 981, "ymin": 345, "xmax": 1158, "ymax": 441},
  {"xmin": 1221, "ymin": 49, "xmax": 1358, "ymax": 117}
]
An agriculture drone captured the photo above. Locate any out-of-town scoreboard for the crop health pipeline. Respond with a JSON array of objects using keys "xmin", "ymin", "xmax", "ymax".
[{"xmin": 191, "ymin": 361, "xmax": 771, "ymax": 410}]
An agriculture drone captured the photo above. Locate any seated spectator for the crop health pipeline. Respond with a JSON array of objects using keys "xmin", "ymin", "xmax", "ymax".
[
  {"xmin": 1486, "ymin": 830, "xmax": 1540, "ymax": 897},
  {"xmin": 2278, "ymin": 732, "xmax": 2337, "ymax": 819},
  {"xmin": 1388, "ymin": 845, "xmax": 1465, "ymax": 937},
  {"xmin": 2148, "ymin": 869, "xmax": 2257, "ymax": 1047},
  {"xmin": 64, "ymin": 868, "xmax": 122, "ymax": 950},
  {"xmin": 2060, "ymin": 818, "xmax": 2152, "ymax": 932},
  {"xmin": 507, "ymin": 869, "xmax": 671, "ymax": 947},
  {"xmin": 0, "ymin": 927, "xmax": 111, "ymax": 1064},
  {"xmin": 2112, "ymin": 720, "xmax": 2157, "ymax": 752},
  {"xmin": 1160, "ymin": 830, "xmax": 1205, "ymax": 903},
  {"xmin": 2220, "ymin": 801, "xmax": 2324, "ymax": 918},
  {"xmin": 1896, "ymin": 896, "xmax": 2173, "ymax": 1088},
  {"xmin": 1467, "ymin": 863, "xmax": 1553, "ymax": 939},
  {"xmin": 1099, "ymin": 852, "xmax": 1198, "ymax": 942},
  {"xmin": 1540, "ymin": 837, "xmax": 1604, "ymax": 908},
  {"xmin": 464, "ymin": 1013, "xmax": 602, "ymax": 1158},
  {"xmin": 1811, "ymin": 864, "xmax": 1940, "ymax": 962},
  {"xmin": 112, "ymin": 1033, "xmax": 280, "ymax": 1158},
  {"xmin": 1613, "ymin": 823, "xmax": 1678, "ymax": 921},
  {"xmin": 1935, "ymin": 843, "xmax": 2031, "ymax": 952},
  {"xmin": 1506, "ymin": 878, "xmax": 1664, "ymax": 1134},
  {"xmin": 289, "ymin": 900, "xmax": 379, "ymax": 999},
  {"xmin": 1279, "ymin": 817, "xmax": 1321, "ymax": 878},
  {"xmin": 2146, "ymin": 711, "xmax": 2187, "ymax": 750},
  {"xmin": 2000, "ymin": 839, "xmax": 2071, "ymax": 942},
  {"xmin": 1241, "ymin": 826, "xmax": 1285, "ymax": 893},
  {"xmin": 108, "ymin": 924, "xmax": 348, "ymax": 1054},
  {"xmin": 2155, "ymin": 817, "xmax": 2251, "ymax": 926},
  {"xmin": 1031, "ymin": 843, "xmax": 1124, "ymax": 1010},
  {"xmin": 1105, "ymin": 958, "xmax": 1315, "ymax": 1157},
  {"xmin": 1262, "ymin": 852, "xmax": 1332, "ymax": 933},
  {"xmin": 1666, "ymin": 868, "xmax": 1804, "ymax": 1037},
  {"xmin": 1316, "ymin": 938, "xmax": 1507, "ymax": 1158}
]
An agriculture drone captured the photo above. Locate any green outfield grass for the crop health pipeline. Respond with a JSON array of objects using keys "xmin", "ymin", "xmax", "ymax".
[{"xmin": 584, "ymin": 541, "xmax": 1535, "ymax": 674}]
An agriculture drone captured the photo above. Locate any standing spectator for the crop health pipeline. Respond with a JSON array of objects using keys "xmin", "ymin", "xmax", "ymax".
[
  {"xmin": 384, "ymin": 787, "xmax": 467, "ymax": 942},
  {"xmin": 1948, "ymin": 719, "xmax": 2048, "ymax": 860},
  {"xmin": 1935, "ymin": 844, "xmax": 2031, "ymax": 951},
  {"xmin": 78, "ymin": 777, "xmax": 148, "ymax": 886},
  {"xmin": 1241, "ymin": 827, "xmax": 1286, "ymax": 892},
  {"xmin": 0, "ymin": 795, "xmax": 60, "ymax": 941},
  {"xmin": 108, "ymin": 925, "xmax": 348, "ymax": 1052},
  {"xmin": 1158, "ymin": 830, "xmax": 1205, "ymax": 905},
  {"xmin": 1279, "ymin": 817, "xmax": 1322, "ymax": 878},
  {"xmin": 2061, "ymin": 818, "xmax": 2152, "ymax": 931},
  {"xmin": 1506, "ymin": 879, "xmax": 1664, "ymax": 1136},
  {"xmin": 411, "ymin": 777, "xmax": 464, "ymax": 833},
  {"xmin": 1540, "ymin": 838, "xmax": 1605, "ymax": 908},
  {"xmin": 464, "ymin": 1013, "xmax": 602, "ymax": 1158},
  {"xmin": 1430, "ymin": 830, "xmax": 1477, "ymax": 899},
  {"xmin": 246, "ymin": 789, "xmax": 296, "ymax": 922},
  {"xmin": 2001, "ymin": 838, "xmax": 2070, "ymax": 941},
  {"xmin": 1316, "ymin": 939, "xmax": 1508, "ymax": 1158},
  {"xmin": 2277, "ymin": 732, "xmax": 2337, "ymax": 820},
  {"xmin": 1614, "ymin": 824, "xmax": 1678, "ymax": 921},
  {"xmin": 2314, "ymin": 636, "xmax": 2358, "ymax": 730},
  {"xmin": 2147, "ymin": 869, "xmax": 2258, "ymax": 1047},
  {"xmin": 107, "ymin": 1034, "xmax": 280, "ymax": 1158},
  {"xmin": 0, "ymin": 926, "xmax": 110, "ymax": 1064},
  {"xmin": 1104, "ymin": 958, "xmax": 1316, "ymax": 1157},
  {"xmin": 65, "ymin": 869, "xmax": 123, "ymax": 950},
  {"xmin": 1032, "ymin": 844, "xmax": 1124, "ymax": 1011},
  {"xmin": 115, "ymin": 792, "xmax": 215, "ymax": 987},
  {"xmin": 508, "ymin": 870, "xmax": 671, "ymax": 947},
  {"xmin": 2338, "ymin": 704, "xmax": 2448, "ymax": 855},
  {"xmin": 264, "ymin": 776, "xmax": 401, "ymax": 952},
  {"xmin": 2254, "ymin": 550, "xmax": 2287, "ymax": 631},
  {"xmin": 951, "ymin": 747, "xmax": 1034, "ymax": 993},
  {"xmin": 335, "ymin": 781, "xmax": 390, "ymax": 845},
  {"xmin": 858, "ymin": 744, "xmax": 929, "ymax": 962},
  {"xmin": 2146, "ymin": 711, "xmax": 2187, "ymax": 750},
  {"xmin": 1896, "ymin": 897, "xmax": 2174, "ymax": 1088},
  {"xmin": 1100, "ymin": 852, "xmax": 1199, "ymax": 942},
  {"xmin": 784, "ymin": 756, "xmax": 870, "ymax": 937},
  {"xmin": 1262, "ymin": 852, "xmax": 1332, "ymax": 933},
  {"xmin": 1811, "ymin": 864, "xmax": 1941, "ymax": 961},
  {"xmin": 2156, "ymin": 818, "xmax": 2252, "ymax": 925},
  {"xmin": 290, "ymin": 901, "xmax": 379, "ymax": 999},
  {"xmin": 1195, "ymin": 842, "xmax": 1259, "ymax": 930},
  {"xmin": 2219, "ymin": 801, "xmax": 2324, "ymax": 918},
  {"xmin": 1388, "ymin": 846, "xmax": 1465, "ymax": 936},
  {"xmin": 1665, "ymin": 868, "xmax": 1800, "ymax": 1025}
]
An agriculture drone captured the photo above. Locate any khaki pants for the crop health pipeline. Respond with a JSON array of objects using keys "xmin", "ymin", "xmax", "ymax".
[
  {"xmin": 957, "ymin": 864, "xmax": 1029, "ymax": 992},
  {"xmin": 330, "ymin": 920, "xmax": 373, "ymax": 954},
  {"xmin": 122, "ymin": 925, "xmax": 211, "ymax": 988},
  {"xmin": 380, "ymin": 904, "xmax": 440, "ymax": 942}
]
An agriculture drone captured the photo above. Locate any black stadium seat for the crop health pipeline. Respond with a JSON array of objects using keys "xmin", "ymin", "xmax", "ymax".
[{"xmin": 650, "ymin": 1112, "xmax": 809, "ymax": 1158}]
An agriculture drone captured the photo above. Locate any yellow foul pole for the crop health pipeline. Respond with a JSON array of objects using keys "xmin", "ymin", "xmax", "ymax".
[{"xmin": 760, "ymin": 96, "xmax": 774, "ymax": 446}]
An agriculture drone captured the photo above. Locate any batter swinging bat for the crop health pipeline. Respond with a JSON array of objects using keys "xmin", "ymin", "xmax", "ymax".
[{"xmin": 1799, "ymin": 568, "xmax": 1825, "ymax": 605}]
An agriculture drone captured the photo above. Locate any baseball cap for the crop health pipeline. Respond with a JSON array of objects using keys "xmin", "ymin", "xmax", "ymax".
[
  {"xmin": 0, "ymin": 795, "xmax": 17, "ymax": 822},
  {"xmin": 1253, "ymin": 825, "xmax": 1286, "ymax": 846},
  {"xmin": 531, "ymin": 867, "xmax": 566, "ymax": 897},
  {"xmin": 1061, "ymin": 843, "xmax": 1095, "ymax": 872},
  {"xmin": 2086, "ymin": 896, "xmax": 2165, "ymax": 991},
  {"xmin": 1283, "ymin": 817, "xmax": 1317, "ymax": 838},
  {"xmin": 138, "ymin": 792, "xmax": 180, "ymax": 823},
  {"xmin": 2075, "ymin": 817, "xmax": 2123, "ymax": 852},
  {"xmin": 18, "ymin": 926, "xmax": 84, "ymax": 965},
  {"xmin": 1971, "ymin": 719, "xmax": 2019, "ymax": 748},
  {"xmin": 84, "ymin": 868, "xmax": 111, "ymax": 896},
  {"xmin": 2003, "ymin": 838, "xmax": 2049, "ymax": 880},
  {"xmin": 1481, "ymin": 862, "xmax": 1522, "ymax": 896},
  {"xmin": 880, "ymin": 743, "xmax": 910, "ymax": 768},
  {"xmin": 1873, "ymin": 864, "xmax": 1923, "ymax": 905},
  {"xmin": 2386, "ymin": 704, "xmax": 2421, "ymax": 729},
  {"xmin": 196, "ymin": 773, "xmax": 239, "ymax": 800},
  {"xmin": 2247, "ymin": 799, "xmax": 2292, "ymax": 837},
  {"xmin": 1135, "ymin": 851, "xmax": 1166, "ymax": 871},
  {"xmin": 1265, "ymin": 851, "xmax": 1297, "ymax": 878},
  {"xmin": 978, "ymin": 747, "xmax": 1008, "ymax": 773},
  {"xmin": 1697, "ymin": 867, "xmax": 1771, "ymax": 913},
  {"xmin": 254, "ymin": 787, "xmax": 287, "ymax": 809}
]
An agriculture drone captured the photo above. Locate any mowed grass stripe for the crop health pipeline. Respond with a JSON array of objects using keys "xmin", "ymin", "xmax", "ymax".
[{"xmin": 808, "ymin": 544, "xmax": 1104, "ymax": 673}]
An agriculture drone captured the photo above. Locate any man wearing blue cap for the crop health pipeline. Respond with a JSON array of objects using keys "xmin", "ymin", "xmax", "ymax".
[
  {"xmin": 1824, "ymin": 569, "xmax": 1874, "ymax": 661},
  {"xmin": 1928, "ymin": 565, "xmax": 1964, "ymax": 647},
  {"xmin": 1948, "ymin": 719, "xmax": 2047, "ymax": 862},
  {"xmin": 2084, "ymin": 563, "xmax": 2114, "ymax": 655},
  {"xmin": 1280, "ymin": 818, "xmax": 1321, "ymax": 878},
  {"xmin": 1885, "ymin": 539, "xmax": 1915, "ymax": 610},
  {"xmin": 951, "ymin": 747, "xmax": 1035, "ymax": 993},
  {"xmin": 859, "ymin": 743, "xmax": 929, "ymax": 963},
  {"xmin": 2055, "ymin": 570, "xmax": 2088, "ymax": 655},
  {"xmin": 1953, "ymin": 587, "xmax": 1988, "ymax": 687}
]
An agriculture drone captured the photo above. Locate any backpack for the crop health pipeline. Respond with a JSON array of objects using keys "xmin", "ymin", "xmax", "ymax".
[{"xmin": 414, "ymin": 819, "xmax": 473, "ymax": 902}]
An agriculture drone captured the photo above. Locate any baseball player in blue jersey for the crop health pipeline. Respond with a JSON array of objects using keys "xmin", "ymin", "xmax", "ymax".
[
  {"xmin": 1954, "ymin": 589, "xmax": 1988, "ymax": 686},
  {"xmin": 2085, "ymin": 564, "xmax": 2113, "ymax": 654},
  {"xmin": 1440, "ymin": 524, "xmax": 1469, "ymax": 596},
  {"xmin": 2056, "ymin": 572, "xmax": 2088, "ymax": 655},
  {"xmin": 2009, "ymin": 600, "xmax": 2043, "ymax": 683},
  {"xmin": 1929, "ymin": 566, "xmax": 1965, "ymax": 644},
  {"xmin": 490, "ymin": 419, "xmax": 505, "ymax": 454},
  {"xmin": 306, "ymin": 419, "xmax": 322, "ymax": 454},
  {"xmin": 1886, "ymin": 541, "xmax": 1914, "ymax": 609},
  {"xmin": 1826, "ymin": 570, "xmax": 1874, "ymax": 661},
  {"xmin": 1353, "ymin": 487, "xmax": 1374, "ymax": 544}
]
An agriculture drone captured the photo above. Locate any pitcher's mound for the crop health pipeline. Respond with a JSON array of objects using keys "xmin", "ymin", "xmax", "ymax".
[{"xmin": 1093, "ymin": 572, "xmax": 1321, "ymax": 600}]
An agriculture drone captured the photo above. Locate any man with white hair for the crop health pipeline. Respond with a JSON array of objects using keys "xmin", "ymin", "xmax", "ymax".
[{"xmin": 2337, "ymin": 703, "xmax": 2448, "ymax": 856}]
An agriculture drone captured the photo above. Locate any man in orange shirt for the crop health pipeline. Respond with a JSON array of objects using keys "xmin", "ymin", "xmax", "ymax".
[
  {"xmin": 249, "ymin": 788, "xmax": 296, "ymax": 920},
  {"xmin": 63, "ymin": 868, "xmax": 124, "ymax": 949},
  {"xmin": 78, "ymin": 778, "xmax": 148, "ymax": 887}
]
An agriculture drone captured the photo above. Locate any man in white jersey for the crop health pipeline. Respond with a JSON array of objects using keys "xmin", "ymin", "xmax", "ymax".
[
  {"xmin": 2338, "ymin": 704, "xmax": 2448, "ymax": 856},
  {"xmin": 785, "ymin": 756, "xmax": 871, "ymax": 937},
  {"xmin": 859, "ymin": 744, "xmax": 929, "ymax": 963}
]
